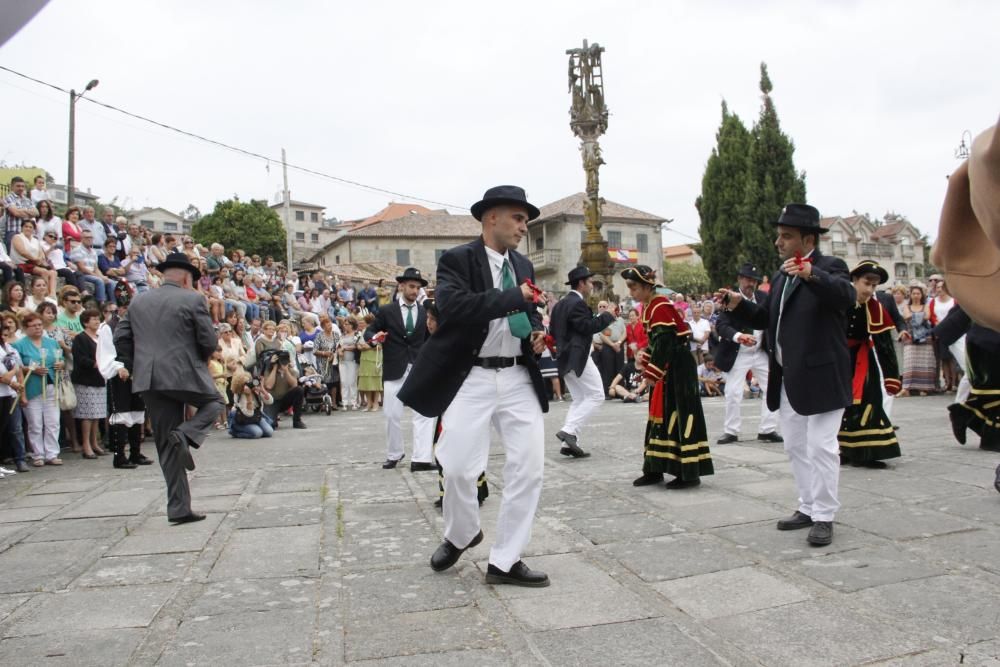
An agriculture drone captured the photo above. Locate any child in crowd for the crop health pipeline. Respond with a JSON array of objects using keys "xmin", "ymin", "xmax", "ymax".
[
  {"xmin": 696, "ymin": 355, "xmax": 725, "ymax": 397},
  {"xmin": 209, "ymin": 347, "xmax": 228, "ymax": 429}
]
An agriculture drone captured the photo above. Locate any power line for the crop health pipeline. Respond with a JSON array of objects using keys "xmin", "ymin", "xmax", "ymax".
[{"xmin": 0, "ymin": 64, "xmax": 469, "ymax": 211}]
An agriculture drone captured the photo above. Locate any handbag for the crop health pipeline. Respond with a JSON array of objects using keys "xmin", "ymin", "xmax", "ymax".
[
  {"xmin": 58, "ymin": 374, "xmax": 77, "ymax": 411},
  {"xmin": 233, "ymin": 406, "xmax": 262, "ymax": 426}
]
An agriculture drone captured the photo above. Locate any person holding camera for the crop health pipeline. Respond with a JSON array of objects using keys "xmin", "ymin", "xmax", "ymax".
[
  {"xmin": 229, "ymin": 370, "xmax": 274, "ymax": 439},
  {"xmin": 260, "ymin": 348, "xmax": 306, "ymax": 429}
]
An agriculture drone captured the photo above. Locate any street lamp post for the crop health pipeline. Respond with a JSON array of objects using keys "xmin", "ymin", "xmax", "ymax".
[{"xmin": 67, "ymin": 78, "xmax": 99, "ymax": 206}]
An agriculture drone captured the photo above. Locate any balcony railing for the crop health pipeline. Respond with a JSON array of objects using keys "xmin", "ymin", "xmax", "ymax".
[
  {"xmin": 878, "ymin": 243, "xmax": 895, "ymax": 258},
  {"xmin": 859, "ymin": 242, "xmax": 877, "ymax": 256},
  {"xmin": 830, "ymin": 241, "xmax": 847, "ymax": 256},
  {"xmin": 528, "ymin": 248, "xmax": 562, "ymax": 273},
  {"xmin": 901, "ymin": 246, "xmax": 915, "ymax": 259}
]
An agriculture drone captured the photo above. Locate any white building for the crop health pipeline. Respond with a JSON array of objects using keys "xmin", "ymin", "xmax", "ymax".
[{"xmin": 128, "ymin": 207, "xmax": 190, "ymax": 236}]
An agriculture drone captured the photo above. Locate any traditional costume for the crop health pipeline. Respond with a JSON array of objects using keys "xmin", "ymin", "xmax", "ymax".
[
  {"xmin": 838, "ymin": 262, "xmax": 901, "ymax": 467},
  {"xmin": 625, "ymin": 266, "xmax": 712, "ymax": 488},
  {"xmin": 937, "ymin": 305, "xmax": 1000, "ymax": 451}
]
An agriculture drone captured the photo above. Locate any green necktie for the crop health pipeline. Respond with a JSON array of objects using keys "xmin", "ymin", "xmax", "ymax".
[
  {"xmin": 502, "ymin": 259, "xmax": 532, "ymax": 339},
  {"xmin": 405, "ymin": 304, "xmax": 415, "ymax": 336}
]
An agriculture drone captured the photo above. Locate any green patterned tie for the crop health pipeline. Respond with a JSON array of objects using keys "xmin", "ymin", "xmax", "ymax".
[
  {"xmin": 405, "ymin": 304, "xmax": 415, "ymax": 336},
  {"xmin": 502, "ymin": 259, "xmax": 532, "ymax": 339}
]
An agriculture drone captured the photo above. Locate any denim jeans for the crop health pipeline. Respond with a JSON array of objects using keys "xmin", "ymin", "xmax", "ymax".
[
  {"xmin": 228, "ymin": 409, "xmax": 274, "ymax": 439},
  {"xmin": 79, "ymin": 274, "xmax": 114, "ymax": 303}
]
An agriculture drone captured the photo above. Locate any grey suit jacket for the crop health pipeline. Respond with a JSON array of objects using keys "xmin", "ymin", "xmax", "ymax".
[{"xmin": 114, "ymin": 281, "xmax": 218, "ymax": 395}]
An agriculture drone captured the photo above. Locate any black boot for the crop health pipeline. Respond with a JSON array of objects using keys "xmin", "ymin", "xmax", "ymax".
[
  {"xmin": 127, "ymin": 424, "xmax": 153, "ymax": 465},
  {"xmin": 111, "ymin": 425, "xmax": 137, "ymax": 469}
]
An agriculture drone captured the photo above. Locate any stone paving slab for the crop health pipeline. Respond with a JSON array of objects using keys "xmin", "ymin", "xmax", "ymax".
[
  {"xmin": 210, "ymin": 525, "xmax": 321, "ymax": 580},
  {"xmin": 61, "ymin": 488, "xmax": 161, "ymax": 519},
  {"xmin": 3, "ymin": 491, "xmax": 86, "ymax": 508},
  {"xmin": 0, "ymin": 539, "xmax": 101, "ymax": 593},
  {"xmin": 839, "ymin": 504, "xmax": 980, "ymax": 541},
  {"xmin": 789, "ymin": 543, "xmax": 945, "ymax": 592},
  {"xmin": 601, "ymin": 532, "xmax": 755, "ymax": 582},
  {"xmin": 21, "ymin": 517, "xmax": 127, "ymax": 543},
  {"xmin": 76, "ymin": 552, "xmax": 198, "ymax": 587},
  {"xmin": 0, "ymin": 628, "xmax": 146, "ymax": 666},
  {"xmin": 904, "ymin": 527, "xmax": 1000, "ymax": 576},
  {"xmin": 185, "ymin": 577, "xmax": 318, "ymax": 617},
  {"xmin": 26, "ymin": 479, "xmax": 106, "ymax": 495},
  {"xmin": 344, "ymin": 605, "xmax": 500, "ymax": 662},
  {"xmin": 712, "ymin": 519, "xmax": 890, "ymax": 562},
  {"xmin": 2, "ymin": 584, "xmax": 177, "ymax": 637},
  {"xmin": 108, "ymin": 513, "xmax": 224, "ymax": 556},
  {"xmin": 0, "ymin": 505, "xmax": 60, "ymax": 523},
  {"xmin": 654, "ymin": 565, "xmax": 811, "ymax": 620},
  {"xmin": 158, "ymin": 608, "xmax": 315, "ymax": 666}
]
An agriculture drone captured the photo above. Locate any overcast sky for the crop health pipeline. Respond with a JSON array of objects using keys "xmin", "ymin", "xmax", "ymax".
[{"xmin": 1, "ymin": 0, "xmax": 996, "ymax": 246}]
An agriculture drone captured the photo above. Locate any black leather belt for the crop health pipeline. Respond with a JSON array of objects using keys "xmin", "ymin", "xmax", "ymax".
[{"xmin": 473, "ymin": 356, "xmax": 525, "ymax": 369}]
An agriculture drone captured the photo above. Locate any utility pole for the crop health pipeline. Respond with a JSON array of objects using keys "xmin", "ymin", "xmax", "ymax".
[
  {"xmin": 67, "ymin": 78, "xmax": 99, "ymax": 206},
  {"xmin": 282, "ymin": 148, "xmax": 293, "ymax": 273}
]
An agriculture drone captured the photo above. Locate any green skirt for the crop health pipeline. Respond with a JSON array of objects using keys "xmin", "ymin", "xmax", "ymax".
[
  {"xmin": 357, "ymin": 348, "xmax": 383, "ymax": 392},
  {"xmin": 643, "ymin": 352, "xmax": 713, "ymax": 481}
]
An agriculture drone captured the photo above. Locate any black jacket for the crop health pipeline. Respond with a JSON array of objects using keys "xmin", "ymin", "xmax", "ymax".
[
  {"xmin": 363, "ymin": 300, "xmax": 426, "ymax": 382},
  {"xmin": 398, "ymin": 237, "xmax": 547, "ymax": 418},
  {"xmin": 71, "ymin": 332, "xmax": 104, "ymax": 387},
  {"xmin": 549, "ymin": 292, "xmax": 614, "ymax": 377},
  {"xmin": 714, "ymin": 289, "xmax": 769, "ymax": 373},
  {"xmin": 876, "ymin": 291, "xmax": 904, "ymax": 333},
  {"xmin": 734, "ymin": 250, "xmax": 855, "ymax": 416},
  {"xmin": 934, "ymin": 303, "xmax": 1000, "ymax": 354}
]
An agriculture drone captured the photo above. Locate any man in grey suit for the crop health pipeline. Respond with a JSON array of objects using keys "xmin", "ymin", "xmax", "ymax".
[{"xmin": 114, "ymin": 252, "xmax": 223, "ymax": 524}]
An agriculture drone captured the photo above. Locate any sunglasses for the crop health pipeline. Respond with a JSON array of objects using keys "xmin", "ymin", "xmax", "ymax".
[{"xmin": 66, "ymin": 298, "xmax": 81, "ymax": 304}]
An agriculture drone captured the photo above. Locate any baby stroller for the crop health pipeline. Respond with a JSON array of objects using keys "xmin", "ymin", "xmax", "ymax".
[{"xmin": 301, "ymin": 370, "xmax": 333, "ymax": 415}]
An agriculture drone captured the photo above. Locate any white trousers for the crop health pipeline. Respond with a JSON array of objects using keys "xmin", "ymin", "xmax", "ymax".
[
  {"xmin": 340, "ymin": 359, "xmax": 358, "ymax": 408},
  {"xmin": 382, "ymin": 363, "xmax": 434, "ymax": 463},
  {"xmin": 560, "ymin": 356, "xmax": 605, "ymax": 438},
  {"xmin": 24, "ymin": 389, "xmax": 60, "ymax": 461},
  {"xmin": 951, "ymin": 337, "xmax": 971, "ymax": 404},
  {"xmin": 723, "ymin": 348, "xmax": 779, "ymax": 436},
  {"xmin": 779, "ymin": 385, "xmax": 844, "ymax": 522},
  {"xmin": 437, "ymin": 365, "xmax": 544, "ymax": 571}
]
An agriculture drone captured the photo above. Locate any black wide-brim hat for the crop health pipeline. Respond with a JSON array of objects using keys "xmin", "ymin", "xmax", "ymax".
[
  {"xmin": 565, "ymin": 265, "xmax": 596, "ymax": 286},
  {"xmin": 737, "ymin": 262, "xmax": 762, "ymax": 282},
  {"xmin": 850, "ymin": 260, "xmax": 889, "ymax": 285},
  {"xmin": 158, "ymin": 251, "xmax": 201, "ymax": 280},
  {"xmin": 471, "ymin": 185, "xmax": 541, "ymax": 222},
  {"xmin": 395, "ymin": 266, "xmax": 428, "ymax": 287},
  {"xmin": 772, "ymin": 203, "xmax": 828, "ymax": 234}
]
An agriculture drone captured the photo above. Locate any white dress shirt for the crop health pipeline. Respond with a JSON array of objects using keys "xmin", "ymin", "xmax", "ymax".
[{"xmin": 479, "ymin": 245, "xmax": 524, "ymax": 358}]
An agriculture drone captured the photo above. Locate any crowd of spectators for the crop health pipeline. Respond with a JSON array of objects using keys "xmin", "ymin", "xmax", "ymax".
[{"xmin": 0, "ymin": 175, "xmax": 394, "ymax": 467}]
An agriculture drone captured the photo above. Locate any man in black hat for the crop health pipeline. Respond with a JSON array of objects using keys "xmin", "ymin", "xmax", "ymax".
[
  {"xmin": 363, "ymin": 266, "xmax": 436, "ymax": 471},
  {"xmin": 714, "ymin": 262, "xmax": 782, "ymax": 445},
  {"xmin": 114, "ymin": 252, "xmax": 224, "ymax": 524},
  {"xmin": 720, "ymin": 204, "xmax": 855, "ymax": 547},
  {"xmin": 399, "ymin": 185, "xmax": 551, "ymax": 587},
  {"xmin": 549, "ymin": 265, "xmax": 615, "ymax": 457}
]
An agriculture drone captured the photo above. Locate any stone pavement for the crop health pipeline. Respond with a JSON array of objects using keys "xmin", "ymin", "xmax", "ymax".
[{"xmin": 0, "ymin": 394, "xmax": 997, "ymax": 666}]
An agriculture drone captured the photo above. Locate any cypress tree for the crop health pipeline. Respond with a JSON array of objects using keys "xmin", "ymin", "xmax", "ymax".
[
  {"xmin": 742, "ymin": 62, "xmax": 807, "ymax": 276},
  {"xmin": 695, "ymin": 101, "xmax": 752, "ymax": 289}
]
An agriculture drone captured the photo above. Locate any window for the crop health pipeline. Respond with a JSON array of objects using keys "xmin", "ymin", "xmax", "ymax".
[
  {"xmin": 894, "ymin": 263, "xmax": 908, "ymax": 279},
  {"xmin": 295, "ymin": 210, "xmax": 305, "ymax": 221},
  {"xmin": 396, "ymin": 249, "xmax": 410, "ymax": 266},
  {"xmin": 295, "ymin": 232, "xmax": 305, "ymax": 242},
  {"xmin": 140, "ymin": 219, "xmax": 155, "ymax": 229},
  {"xmin": 334, "ymin": 255, "xmax": 341, "ymax": 264},
  {"xmin": 310, "ymin": 233, "xmax": 319, "ymax": 243},
  {"xmin": 310, "ymin": 212, "xmax": 319, "ymax": 222},
  {"xmin": 163, "ymin": 222, "xmax": 178, "ymax": 231},
  {"xmin": 607, "ymin": 231, "xmax": 622, "ymax": 248},
  {"xmin": 435, "ymin": 249, "xmax": 446, "ymax": 263},
  {"xmin": 636, "ymin": 233, "xmax": 648, "ymax": 253},
  {"xmin": 535, "ymin": 236, "xmax": 544, "ymax": 251}
]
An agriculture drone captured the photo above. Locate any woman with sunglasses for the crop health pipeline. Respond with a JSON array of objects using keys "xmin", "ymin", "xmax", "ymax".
[
  {"xmin": 182, "ymin": 238, "xmax": 199, "ymax": 262},
  {"xmin": 10, "ymin": 220, "xmax": 57, "ymax": 297}
]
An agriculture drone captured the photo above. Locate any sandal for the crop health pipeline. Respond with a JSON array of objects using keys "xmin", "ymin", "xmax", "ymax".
[{"xmin": 82, "ymin": 453, "xmax": 97, "ymax": 460}]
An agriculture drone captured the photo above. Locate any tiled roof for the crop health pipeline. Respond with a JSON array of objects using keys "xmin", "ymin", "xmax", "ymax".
[
  {"xmin": 663, "ymin": 244, "xmax": 695, "ymax": 258},
  {"xmin": 345, "ymin": 202, "xmax": 438, "ymax": 232},
  {"xmin": 870, "ymin": 221, "xmax": 907, "ymax": 240},
  {"xmin": 533, "ymin": 193, "xmax": 666, "ymax": 223},
  {"xmin": 322, "ymin": 262, "xmax": 409, "ymax": 284},
  {"xmin": 346, "ymin": 213, "xmax": 480, "ymax": 238}
]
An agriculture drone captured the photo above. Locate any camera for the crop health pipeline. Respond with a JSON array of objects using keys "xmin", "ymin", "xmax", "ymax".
[
  {"xmin": 276, "ymin": 350, "xmax": 291, "ymax": 366},
  {"xmin": 248, "ymin": 377, "xmax": 261, "ymax": 389}
]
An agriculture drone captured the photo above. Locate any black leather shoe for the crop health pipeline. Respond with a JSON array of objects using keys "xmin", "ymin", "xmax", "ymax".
[
  {"xmin": 555, "ymin": 430, "xmax": 578, "ymax": 447},
  {"xmin": 665, "ymin": 477, "xmax": 700, "ymax": 489},
  {"xmin": 293, "ymin": 420, "xmax": 307, "ymax": 429},
  {"xmin": 949, "ymin": 404, "xmax": 969, "ymax": 445},
  {"xmin": 559, "ymin": 443, "xmax": 591, "ymax": 458},
  {"xmin": 168, "ymin": 432, "xmax": 195, "ymax": 471},
  {"xmin": 410, "ymin": 462, "xmax": 435, "ymax": 472},
  {"xmin": 757, "ymin": 432, "xmax": 784, "ymax": 443},
  {"xmin": 169, "ymin": 513, "xmax": 206, "ymax": 525},
  {"xmin": 633, "ymin": 472, "xmax": 664, "ymax": 487},
  {"xmin": 716, "ymin": 433, "xmax": 738, "ymax": 444},
  {"xmin": 130, "ymin": 454, "xmax": 154, "ymax": 466},
  {"xmin": 776, "ymin": 511, "xmax": 813, "ymax": 531},
  {"xmin": 485, "ymin": 561, "xmax": 550, "ymax": 588},
  {"xmin": 430, "ymin": 530, "xmax": 483, "ymax": 572},
  {"xmin": 807, "ymin": 521, "xmax": 833, "ymax": 546},
  {"xmin": 113, "ymin": 457, "xmax": 138, "ymax": 469},
  {"xmin": 382, "ymin": 455, "xmax": 405, "ymax": 469}
]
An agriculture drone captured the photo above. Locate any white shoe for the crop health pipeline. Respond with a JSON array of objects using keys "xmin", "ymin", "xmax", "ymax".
[{"xmin": 0, "ymin": 467, "xmax": 14, "ymax": 475}]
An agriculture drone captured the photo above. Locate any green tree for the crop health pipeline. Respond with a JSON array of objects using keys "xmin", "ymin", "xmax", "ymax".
[
  {"xmin": 742, "ymin": 62, "xmax": 807, "ymax": 276},
  {"xmin": 663, "ymin": 261, "xmax": 711, "ymax": 296},
  {"xmin": 695, "ymin": 101, "xmax": 753, "ymax": 288},
  {"xmin": 192, "ymin": 198, "xmax": 286, "ymax": 258}
]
